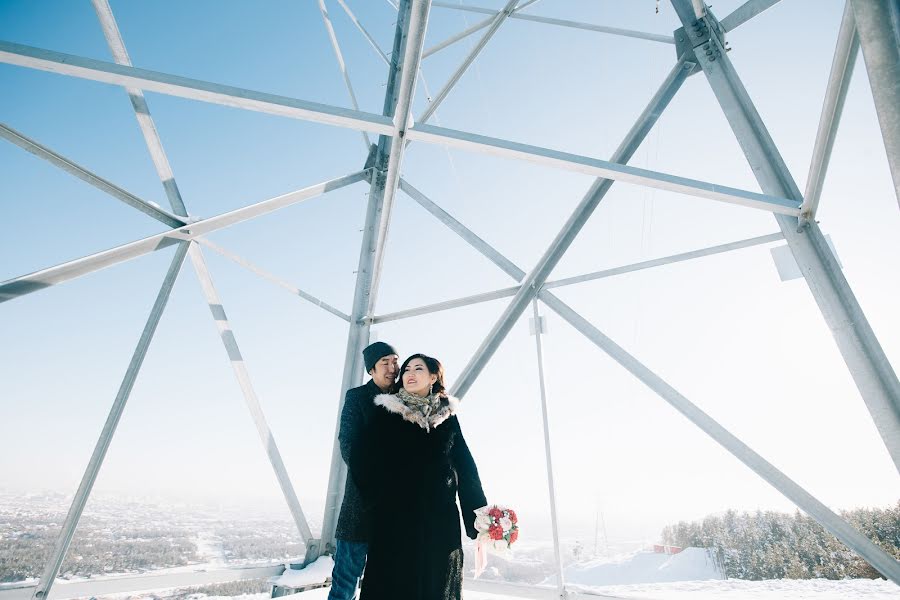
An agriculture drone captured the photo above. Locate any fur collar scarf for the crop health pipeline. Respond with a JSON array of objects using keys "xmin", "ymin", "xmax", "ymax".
[{"xmin": 374, "ymin": 392, "xmax": 459, "ymax": 432}]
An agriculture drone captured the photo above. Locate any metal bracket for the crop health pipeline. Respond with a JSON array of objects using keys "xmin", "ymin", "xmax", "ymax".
[{"xmin": 674, "ymin": 7, "xmax": 727, "ymax": 69}]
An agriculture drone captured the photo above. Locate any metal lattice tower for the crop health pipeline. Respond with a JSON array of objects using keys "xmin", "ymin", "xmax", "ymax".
[{"xmin": 1, "ymin": 1, "xmax": 899, "ymax": 598}]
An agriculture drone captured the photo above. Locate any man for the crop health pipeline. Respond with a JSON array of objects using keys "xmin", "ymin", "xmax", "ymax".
[{"xmin": 329, "ymin": 341, "xmax": 399, "ymax": 600}]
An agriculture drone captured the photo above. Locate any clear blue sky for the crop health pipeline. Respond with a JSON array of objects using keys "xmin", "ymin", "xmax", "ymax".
[{"xmin": 1, "ymin": 0, "xmax": 898, "ymax": 547}]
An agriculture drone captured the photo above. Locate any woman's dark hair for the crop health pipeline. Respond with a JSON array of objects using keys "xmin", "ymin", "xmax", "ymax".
[{"xmin": 392, "ymin": 353, "xmax": 446, "ymax": 396}]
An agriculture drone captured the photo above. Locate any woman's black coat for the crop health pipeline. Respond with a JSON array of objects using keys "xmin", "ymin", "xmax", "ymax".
[{"xmin": 349, "ymin": 393, "xmax": 486, "ymax": 600}]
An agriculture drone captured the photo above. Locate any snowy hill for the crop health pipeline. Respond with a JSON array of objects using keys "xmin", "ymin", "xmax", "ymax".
[{"xmin": 546, "ymin": 547, "xmax": 723, "ymax": 586}]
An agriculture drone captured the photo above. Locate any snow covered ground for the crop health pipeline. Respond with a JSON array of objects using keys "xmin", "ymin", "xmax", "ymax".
[
  {"xmin": 200, "ymin": 578, "xmax": 900, "ymax": 600},
  {"xmin": 551, "ymin": 547, "xmax": 723, "ymax": 586}
]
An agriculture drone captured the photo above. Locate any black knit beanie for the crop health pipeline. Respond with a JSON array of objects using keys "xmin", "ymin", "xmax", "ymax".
[{"xmin": 363, "ymin": 341, "xmax": 398, "ymax": 373}]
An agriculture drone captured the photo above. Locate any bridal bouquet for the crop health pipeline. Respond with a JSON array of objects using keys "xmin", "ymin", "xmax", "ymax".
[{"xmin": 473, "ymin": 504, "xmax": 519, "ymax": 577}]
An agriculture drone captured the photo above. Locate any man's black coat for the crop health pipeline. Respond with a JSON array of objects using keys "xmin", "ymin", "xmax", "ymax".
[{"xmin": 334, "ymin": 379, "xmax": 383, "ymax": 542}]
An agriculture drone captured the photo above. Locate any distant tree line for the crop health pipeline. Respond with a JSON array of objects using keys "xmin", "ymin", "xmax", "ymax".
[{"xmin": 661, "ymin": 503, "xmax": 900, "ymax": 580}]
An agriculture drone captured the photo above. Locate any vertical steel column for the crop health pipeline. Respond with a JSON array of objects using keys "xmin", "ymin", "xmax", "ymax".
[
  {"xmin": 451, "ymin": 58, "xmax": 693, "ymax": 398},
  {"xmin": 319, "ymin": 0, "xmax": 416, "ymax": 552},
  {"xmin": 849, "ymin": 0, "xmax": 900, "ymax": 208},
  {"xmin": 670, "ymin": 0, "xmax": 900, "ymax": 472},
  {"xmin": 30, "ymin": 243, "xmax": 190, "ymax": 600},
  {"xmin": 530, "ymin": 301, "xmax": 565, "ymax": 599}
]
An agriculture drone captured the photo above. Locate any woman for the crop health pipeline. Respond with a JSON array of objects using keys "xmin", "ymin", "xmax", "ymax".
[{"xmin": 349, "ymin": 354, "xmax": 487, "ymax": 600}]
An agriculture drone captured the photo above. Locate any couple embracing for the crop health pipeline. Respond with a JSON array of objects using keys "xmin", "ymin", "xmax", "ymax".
[{"xmin": 330, "ymin": 342, "xmax": 487, "ymax": 600}]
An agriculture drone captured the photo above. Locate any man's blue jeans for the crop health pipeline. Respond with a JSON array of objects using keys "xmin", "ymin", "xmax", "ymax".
[{"xmin": 328, "ymin": 540, "xmax": 367, "ymax": 600}]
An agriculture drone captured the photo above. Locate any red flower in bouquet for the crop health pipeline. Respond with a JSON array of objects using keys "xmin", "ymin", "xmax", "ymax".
[{"xmin": 474, "ymin": 504, "xmax": 521, "ymax": 578}]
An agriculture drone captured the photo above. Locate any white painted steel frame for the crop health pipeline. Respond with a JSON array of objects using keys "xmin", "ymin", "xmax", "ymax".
[
  {"xmin": 672, "ymin": 0, "xmax": 900, "ymax": 471},
  {"xmin": 28, "ymin": 243, "xmax": 190, "ymax": 600},
  {"xmin": 670, "ymin": 0, "xmax": 900, "ymax": 581},
  {"xmin": 450, "ymin": 58, "xmax": 695, "ymax": 399},
  {"xmin": 0, "ymin": 41, "xmax": 800, "ymax": 215},
  {"xmin": 417, "ymin": 0, "xmax": 520, "ymax": 127},
  {"xmin": 430, "ymin": 1, "xmax": 675, "ymax": 45},
  {"xmin": 93, "ymin": 0, "xmax": 318, "ymax": 557},
  {"xmin": 0, "ymin": 171, "xmax": 368, "ymax": 303},
  {"xmin": 402, "ymin": 168, "xmax": 900, "ymax": 589},
  {"xmin": 318, "ymin": 0, "xmax": 372, "ymax": 151},
  {"xmin": 405, "ymin": 172, "xmax": 900, "ymax": 587},
  {"xmin": 196, "ymin": 238, "xmax": 351, "ymax": 322},
  {"xmin": 720, "ymin": 0, "xmax": 784, "ymax": 32},
  {"xmin": 24, "ymin": 3, "xmax": 332, "ymax": 595},
  {"xmin": 0, "ymin": 40, "xmax": 395, "ymax": 135},
  {"xmin": 2, "ymin": 0, "xmax": 898, "ymax": 594},
  {"xmin": 530, "ymin": 300, "xmax": 565, "ymax": 598},
  {"xmin": 0, "ymin": 123, "xmax": 186, "ymax": 228}
]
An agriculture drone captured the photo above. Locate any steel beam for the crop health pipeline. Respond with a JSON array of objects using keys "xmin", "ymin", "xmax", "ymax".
[
  {"xmin": 430, "ymin": 1, "xmax": 675, "ymax": 44},
  {"xmin": 418, "ymin": 0, "xmax": 521, "ymax": 126},
  {"xmin": 405, "ymin": 166, "xmax": 900, "ymax": 586},
  {"xmin": 318, "ymin": 0, "xmax": 372, "ymax": 151},
  {"xmin": 720, "ymin": 0, "xmax": 784, "ymax": 32},
  {"xmin": 0, "ymin": 123, "xmax": 185, "ymax": 228},
  {"xmin": 93, "ymin": 0, "xmax": 318, "ymax": 555},
  {"xmin": 0, "ymin": 171, "xmax": 367, "ymax": 304},
  {"xmin": 399, "ymin": 178, "xmax": 525, "ymax": 278},
  {"xmin": 391, "ymin": 181, "xmax": 785, "ymax": 324},
  {"xmin": 368, "ymin": 0, "xmax": 432, "ymax": 301},
  {"xmin": 371, "ymin": 285, "xmax": 520, "ymax": 324},
  {"xmin": 447, "ymin": 59, "xmax": 689, "ymax": 398},
  {"xmin": 423, "ymin": 14, "xmax": 494, "ymax": 59},
  {"xmin": 538, "ymin": 289, "xmax": 900, "ymax": 585},
  {"xmin": 30, "ymin": 243, "xmax": 190, "ymax": 600},
  {"xmin": 423, "ymin": 0, "xmax": 548, "ymax": 59},
  {"xmin": 849, "ymin": 0, "xmax": 900, "ymax": 208},
  {"xmin": 671, "ymin": 0, "xmax": 900, "ymax": 473},
  {"xmin": 333, "ymin": 0, "xmax": 391, "ymax": 66},
  {"xmin": 544, "ymin": 232, "xmax": 785, "ymax": 289},
  {"xmin": 0, "ymin": 43, "xmax": 793, "ymax": 213},
  {"xmin": 671, "ymin": 0, "xmax": 900, "ymax": 577},
  {"xmin": 320, "ymin": 0, "xmax": 421, "ymax": 553},
  {"xmin": 407, "ymin": 122, "xmax": 800, "ymax": 215},
  {"xmin": 0, "ymin": 41, "xmax": 394, "ymax": 136},
  {"xmin": 91, "ymin": 0, "xmax": 188, "ymax": 216},
  {"xmin": 530, "ymin": 300, "xmax": 565, "ymax": 597},
  {"xmin": 370, "ymin": 231, "xmax": 784, "ymax": 324},
  {"xmin": 800, "ymin": 1, "xmax": 860, "ymax": 224},
  {"xmin": 196, "ymin": 239, "xmax": 350, "ymax": 322},
  {"xmin": 188, "ymin": 244, "xmax": 314, "ymax": 545},
  {"xmin": 406, "ymin": 178, "xmax": 900, "ymax": 587}
]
